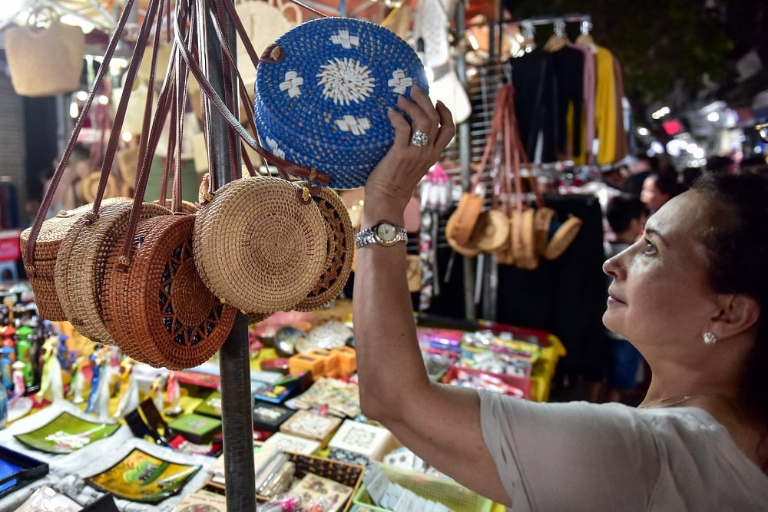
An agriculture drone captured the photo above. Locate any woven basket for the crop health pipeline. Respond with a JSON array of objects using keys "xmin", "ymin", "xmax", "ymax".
[
  {"xmin": 20, "ymin": 198, "xmax": 129, "ymax": 321},
  {"xmin": 254, "ymin": 17, "xmax": 428, "ymax": 189},
  {"xmin": 293, "ymin": 187, "xmax": 354, "ymax": 312},
  {"xmin": 5, "ymin": 17, "xmax": 84, "ymax": 97},
  {"xmin": 193, "ymin": 177, "xmax": 327, "ymax": 313},
  {"xmin": 77, "ymin": 172, "xmax": 122, "ymax": 204},
  {"xmin": 193, "ymin": 176, "xmax": 327, "ymax": 314},
  {"xmin": 103, "ymin": 214, "xmax": 236, "ymax": 369},
  {"xmin": 54, "ymin": 201, "xmax": 170, "ymax": 344},
  {"xmin": 152, "ymin": 199, "xmax": 200, "ymax": 214},
  {"xmin": 247, "ymin": 311, "xmax": 272, "ymax": 326}
]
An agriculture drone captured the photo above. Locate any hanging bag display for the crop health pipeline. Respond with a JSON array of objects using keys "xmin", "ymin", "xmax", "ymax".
[
  {"xmin": 21, "ymin": 0, "xmax": 139, "ymax": 320},
  {"xmin": 5, "ymin": 7, "xmax": 85, "ymax": 97},
  {"xmin": 101, "ymin": 0, "xmax": 236, "ymax": 368},
  {"xmin": 54, "ymin": 0, "xmax": 173, "ymax": 345}
]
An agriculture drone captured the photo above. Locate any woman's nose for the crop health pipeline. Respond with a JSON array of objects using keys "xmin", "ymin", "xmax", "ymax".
[{"xmin": 603, "ymin": 253, "xmax": 623, "ymax": 280}]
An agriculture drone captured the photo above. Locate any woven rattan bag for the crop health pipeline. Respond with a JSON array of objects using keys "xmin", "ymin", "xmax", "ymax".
[
  {"xmin": 20, "ymin": 198, "xmax": 127, "ymax": 321},
  {"xmin": 55, "ymin": 201, "xmax": 170, "ymax": 344},
  {"xmin": 102, "ymin": 214, "xmax": 236, "ymax": 369},
  {"xmin": 254, "ymin": 17, "xmax": 429, "ymax": 189},
  {"xmin": 5, "ymin": 10, "xmax": 84, "ymax": 97},
  {"xmin": 293, "ymin": 186, "xmax": 355, "ymax": 312},
  {"xmin": 193, "ymin": 176, "xmax": 327, "ymax": 314}
]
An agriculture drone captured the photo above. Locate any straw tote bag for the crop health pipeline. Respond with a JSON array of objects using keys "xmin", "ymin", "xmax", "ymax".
[
  {"xmin": 21, "ymin": 0, "xmax": 138, "ymax": 320},
  {"xmin": 5, "ymin": 8, "xmax": 84, "ymax": 97}
]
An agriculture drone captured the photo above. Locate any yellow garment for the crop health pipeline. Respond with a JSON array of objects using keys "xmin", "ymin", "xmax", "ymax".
[{"xmin": 594, "ymin": 47, "xmax": 617, "ymax": 165}]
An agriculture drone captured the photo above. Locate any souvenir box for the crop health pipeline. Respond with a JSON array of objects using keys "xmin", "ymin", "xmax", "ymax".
[
  {"xmin": 168, "ymin": 413, "xmax": 222, "ymax": 445},
  {"xmin": 0, "ymin": 445, "xmax": 48, "ymax": 499},
  {"xmin": 328, "ymin": 420, "xmax": 397, "ymax": 463},
  {"xmin": 279, "ymin": 410, "xmax": 342, "ymax": 448},
  {"xmin": 252, "ymin": 402, "xmax": 295, "ymax": 432},
  {"xmin": 195, "ymin": 391, "xmax": 222, "ymax": 418},
  {"xmin": 262, "ymin": 432, "xmax": 321, "ymax": 456}
]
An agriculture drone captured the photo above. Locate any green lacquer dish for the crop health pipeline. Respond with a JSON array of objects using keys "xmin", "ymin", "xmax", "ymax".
[
  {"xmin": 14, "ymin": 411, "xmax": 120, "ymax": 454},
  {"xmin": 86, "ymin": 448, "xmax": 201, "ymax": 504}
]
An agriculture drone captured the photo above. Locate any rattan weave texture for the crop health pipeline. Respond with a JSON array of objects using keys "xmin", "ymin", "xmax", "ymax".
[
  {"xmin": 254, "ymin": 17, "xmax": 428, "ymax": 189},
  {"xmin": 293, "ymin": 187, "xmax": 354, "ymax": 312},
  {"xmin": 54, "ymin": 201, "xmax": 170, "ymax": 344},
  {"xmin": 193, "ymin": 176, "xmax": 327, "ymax": 313}
]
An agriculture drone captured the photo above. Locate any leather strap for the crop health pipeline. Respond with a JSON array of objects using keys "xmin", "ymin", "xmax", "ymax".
[
  {"xmin": 24, "ymin": 0, "xmax": 138, "ymax": 274},
  {"xmin": 92, "ymin": 0, "xmax": 164, "ymax": 217}
]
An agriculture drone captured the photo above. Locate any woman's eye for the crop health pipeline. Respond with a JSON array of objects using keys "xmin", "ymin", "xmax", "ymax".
[{"xmin": 644, "ymin": 239, "xmax": 657, "ymax": 255}]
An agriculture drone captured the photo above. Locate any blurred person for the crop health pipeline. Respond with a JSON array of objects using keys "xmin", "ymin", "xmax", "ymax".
[
  {"xmin": 641, "ymin": 170, "xmax": 679, "ymax": 214},
  {"xmin": 681, "ymin": 166, "xmax": 703, "ymax": 190},
  {"xmin": 592, "ymin": 196, "xmax": 647, "ymax": 404},
  {"xmin": 706, "ymin": 155, "xmax": 734, "ymax": 174},
  {"xmin": 740, "ymin": 155, "xmax": 768, "ymax": 176},
  {"xmin": 354, "ymin": 87, "xmax": 768, "ymax": 510}
]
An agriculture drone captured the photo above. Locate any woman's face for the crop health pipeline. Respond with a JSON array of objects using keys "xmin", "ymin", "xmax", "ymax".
[
  {"xmin": 603, "ymin": 191, "xmax": 720, "ymax": 349},
  {"xmin": 640, "ymin": 176, "xmax": 669, "ymax": 212}
]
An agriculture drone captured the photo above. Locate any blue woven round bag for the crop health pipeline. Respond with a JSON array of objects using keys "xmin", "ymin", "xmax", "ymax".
[{"xmin": 254, "ymin": 17, "xmax": 429, "ymax": 189}]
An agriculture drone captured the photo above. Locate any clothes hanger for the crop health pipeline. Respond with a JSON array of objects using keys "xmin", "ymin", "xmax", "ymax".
[
  {"xmin": 575, "ymin": 19, "xmax": 598, "ymax": 53},
  {"xmin": 543, "ymin": 19, "xmax": 568, "ymax": 53}
]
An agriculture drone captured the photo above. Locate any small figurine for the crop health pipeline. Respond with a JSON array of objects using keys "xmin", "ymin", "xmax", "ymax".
[
  {"xmin": 67, "ymin": 355, "xmax": 86, "ymax": 404},
  {"xmin": 11, "ymin": 360, "xmax": 25, "ymax": 398},
  {"xmin": 90, "ymin": 348, "xmax": 113, "ymax": 420},
  {"xmin": 36, "ymin": 336, "xmax": 63, "ymax": 403},
  {"xmin": 0, "ymin": 325, "xmax": 16, "ymax": 351},
  {"xmin": 165, "ymin": 371, "xmax": 182, "ymax": 417},
  {"xmin": 114, "ymin": 357, "xmax": 139, "ymax": 419},
  {"xmin": 1, "ymin": 347, "xmax": 14, "ymax": 392},
  {"xmin": 150, "ymin": 375, "xmax": 165, "ymax": 415},
  {"xmin": 85, "ymin": 349, "xmax": 103, "ymax": 414}
]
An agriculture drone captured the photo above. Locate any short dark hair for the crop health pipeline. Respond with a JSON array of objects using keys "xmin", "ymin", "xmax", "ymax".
[
  {"xmin": 606, "ymin": 196, "xmax": 645, "ymax": 234},
  {"xmin": 648, "ymin": 171, "xmax": 680, "ymax": 197},
  {"xmin": 693, "ymin": 172, "xmax": 768, "ymax": 441}
]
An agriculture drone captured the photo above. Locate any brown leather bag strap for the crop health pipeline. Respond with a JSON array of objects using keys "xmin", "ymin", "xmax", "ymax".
[
  {"xmin": 205, "ymin": 0, "xmax": 283, "ymax": 183},
  {"xmin": 23, "ymin": 0, "xmax": 138, "ymax": 273},
  {"xmin": 92, "ymin": 0, "xmax": 164, "ymax": 216},
  {"xmin": 472, "ymin": 86, "xmax": 508, "ymax": 191},
  {"xmin": 175, "ymin": 4, "xmax": 332, "ymax": 187}
]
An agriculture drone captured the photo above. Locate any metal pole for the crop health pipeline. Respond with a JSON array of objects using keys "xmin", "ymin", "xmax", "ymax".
[
  {"xmin": 456, "ymin": 0, "xmax": 476, "ymax": 321},
  {"xmin": 205, "ymin": 3, "xmax": 256, "ymax": 511}
]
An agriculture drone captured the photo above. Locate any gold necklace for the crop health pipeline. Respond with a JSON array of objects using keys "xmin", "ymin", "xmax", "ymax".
[{"xmin": 638, "ymin": 394, "xmax": 720, "ymax": 409}]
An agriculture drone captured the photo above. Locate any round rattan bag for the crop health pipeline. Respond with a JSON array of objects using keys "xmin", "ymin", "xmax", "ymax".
[
  {"xmin": 193, "ymin": 176, "xmax": 327, "ymax": 313},
  {"xmin": 254, "ymin": 17, "xmax": 428, "ymax": 189},
  {"xmin": 102, "ymin": 214, "xmax": 236, "ymax": 370},
  {"xmin": 20, "ymin": 198, "xmax": 128, "ymax": 321},
  {"xmin": 54, "ymin": 201, "xmax": 170, "ymax": 344},
  {"xmin": 293, "ymin": 186, "xmax": 354, "ymax": 312}
]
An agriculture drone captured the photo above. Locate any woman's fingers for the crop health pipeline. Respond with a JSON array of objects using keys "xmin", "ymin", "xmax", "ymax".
[
  {"xmin": 433, "ymin": 101, "xmax": 456, "ymax": 153},
  {"xmin": 387, "ymin": 108, "xmax": 412, "ymax": 149}
]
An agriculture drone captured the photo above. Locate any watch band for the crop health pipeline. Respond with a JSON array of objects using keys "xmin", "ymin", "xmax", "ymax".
[{"xmin": 355, "ymin": 223, "xmax": 408, "ymax": 249}]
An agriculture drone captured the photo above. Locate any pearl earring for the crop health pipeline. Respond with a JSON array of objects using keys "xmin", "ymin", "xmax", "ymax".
[{"xmin": 703, "ymin": 332, "xmax": 717, "ymax": 345}]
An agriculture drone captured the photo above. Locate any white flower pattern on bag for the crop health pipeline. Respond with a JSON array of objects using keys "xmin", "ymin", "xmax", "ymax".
[
  {"xmin": 279, "ymin": 71, "xmax": 304, "ymax": 98},
  {"xmin": 317, "ymin": 58, "xmax": 375, "ymax": 106},
  {"xmin": 335, "ymin": 115, "xmax": 372, "ymax": 136}
]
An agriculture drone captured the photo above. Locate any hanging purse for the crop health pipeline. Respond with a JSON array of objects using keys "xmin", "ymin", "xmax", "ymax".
[
  {"xmin": 293, "ymin": 186, "xmax": 355, "ymax": 312},
  {"xmin": 253, "ymin": 16, "xmax": 429, "ymax": 189},
  {"xmin": 101, "ymin": 0, "xmax": 236, "ymax": 368},
  {"xmin": 21, "ymin": 0, "xmax": 138, "ymax": 320},
  {"xmin": 55, "ymin": 0, "xmax": 174, "ymax": 345}
]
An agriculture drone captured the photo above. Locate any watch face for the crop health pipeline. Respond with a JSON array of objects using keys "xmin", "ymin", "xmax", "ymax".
[{"xmin": 376, "ymin": 223, "xmax": 397, "ymax": 242}]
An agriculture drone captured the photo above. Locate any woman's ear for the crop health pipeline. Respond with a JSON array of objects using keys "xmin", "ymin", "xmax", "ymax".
[{"xmin": 710, "ymin": 293, "xmax": 760, "ymax": 340}]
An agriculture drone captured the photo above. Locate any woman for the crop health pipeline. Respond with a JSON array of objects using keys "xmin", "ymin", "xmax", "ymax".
[{"xmin": 353, "ymin": 86, "xmax": 768, "ymax": 510}]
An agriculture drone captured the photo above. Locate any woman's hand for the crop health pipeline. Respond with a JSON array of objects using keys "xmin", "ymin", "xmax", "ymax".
[{"xmin": 363, "ymin": 86, "xmax": 455, "ymax": 219}]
